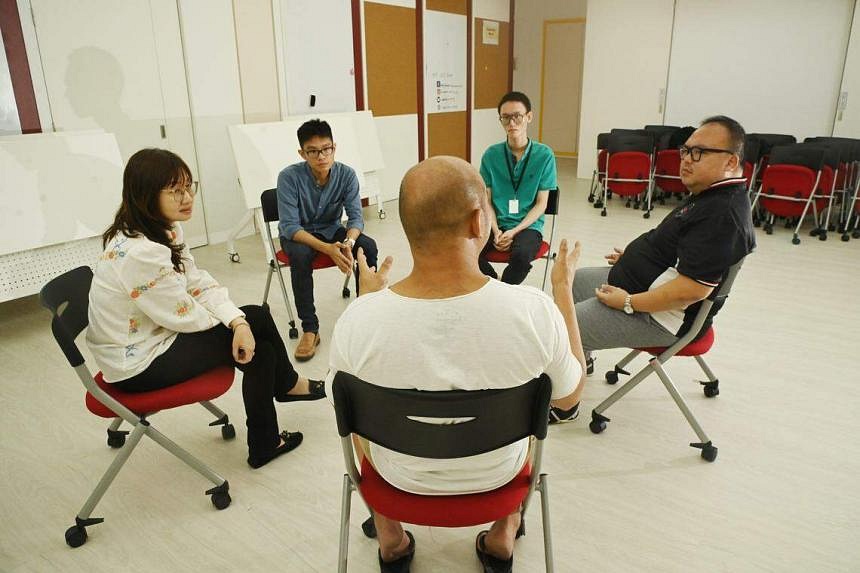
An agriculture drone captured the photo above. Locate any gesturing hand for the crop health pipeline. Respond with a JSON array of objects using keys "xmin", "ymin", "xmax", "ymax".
[
  {"xmin": 327, "ymin": 242, "xmax": 354, "ymax": 274},
  {"xmin": 605, "ymin": 247, "xmax": 624, "ymax": 265},
  {"xmin": 550, "ymin": 239, "xmax": 582, "ymax": 294},
  {"xmin": 357, "ymin": 247, "xmax": 393, "ymax": 296},
  {"xmin": 232, "ymin": 323, "xmax": 256, "ymax": 364}
]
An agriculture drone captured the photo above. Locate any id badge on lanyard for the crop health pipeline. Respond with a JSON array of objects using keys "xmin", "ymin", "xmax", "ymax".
[{"xmin": 505, "ymin": 143, "xmax": 532, "ymax": 215}]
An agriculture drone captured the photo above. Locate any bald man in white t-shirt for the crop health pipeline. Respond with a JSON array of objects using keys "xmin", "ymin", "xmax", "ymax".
[{"xmin": 326, "ymin": 156, "xmax": 587, "ymax": 572}]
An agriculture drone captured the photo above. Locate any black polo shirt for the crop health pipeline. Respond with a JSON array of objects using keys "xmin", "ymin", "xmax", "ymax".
[{"xmin": 608, "ymin": 177, "xmax": 755, "ymax": 337}]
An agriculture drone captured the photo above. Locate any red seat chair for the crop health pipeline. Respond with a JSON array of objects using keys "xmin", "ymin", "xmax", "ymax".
[
  {"xmin": 484, "ymin": 187, "xmax": 559, "ymax": 290},
  {"xmin": 259, "ymin": 188, "xmax": 351, "ymax": 339},
  {"xmin": 753, "ymin": 144, "xmax": 826, "ymax": 245},
  {"xmin": 589, "ymin": 259, "xmax": 745, "ymax": 463},
  {"xmin": 599, "ymin": 132, "xmax": 655, "ymax": 218},
  {"xmin": 332, "ymin": 371, "xmax": 556, "ymax": 572},
  {"xmin": 39, "ymin": 266, "xmax": 236, "ymax": 548}
]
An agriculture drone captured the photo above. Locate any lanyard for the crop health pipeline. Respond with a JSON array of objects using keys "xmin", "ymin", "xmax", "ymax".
[{"xmin": 505, "ymin": 141, "xmax": 532, "ymax": 196}]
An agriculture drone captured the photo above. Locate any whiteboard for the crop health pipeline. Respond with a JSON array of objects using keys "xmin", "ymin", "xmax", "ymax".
[
  {"xmin": 228, "ymin": 111, "xmax": 384, "ymax": 210},
  {"xmin": 424, "ymin": 10, "xmax": 467, "ymax": 114},
  {"xmin": 0, "ymin": 131, "xmax": 122, "ymax": 255}
]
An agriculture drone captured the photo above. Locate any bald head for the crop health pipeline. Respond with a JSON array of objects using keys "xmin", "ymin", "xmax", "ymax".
[{"xmin": 399, "ymin": 156, "xmax": 487, "ymax": 246}]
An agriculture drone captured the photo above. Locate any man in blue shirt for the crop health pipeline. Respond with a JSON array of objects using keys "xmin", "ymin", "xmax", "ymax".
[
  {"xmin": 277, "ymin": 119, "xmax": 378, "ymax": 361},
  {"xmin": 479, "ymin": 91, "xmax": 557, "ymax": 285}
]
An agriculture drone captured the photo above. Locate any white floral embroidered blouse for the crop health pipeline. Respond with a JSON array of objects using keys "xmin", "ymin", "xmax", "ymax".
[{"xmin": 86, "ymin": 224, "xmax": 243, "ymax": 382}]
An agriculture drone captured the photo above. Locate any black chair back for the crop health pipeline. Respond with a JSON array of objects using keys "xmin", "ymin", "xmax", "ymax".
[
  {"xmin": 799, "ymin": 143, "xmax": 841, "ymax": 170},
  {"xmin": 751, "ymin": 134, "xmax": 797, "ymax": 156},
  {"xmin": 743, "ymin": 135, "xmax": 761, "ymax": 166},
  {"xmin": 332, "ymin": 372, "xmax": 553, "ymax": 459},
  {"xmin": 260, "ymin": 188, "xmax": 279, "ymax": 223},
  {"xmin": 596, "ymin": 132, "xmax": 611, "ymax": 150},
  {"xmin": 667, "ymin": 126, "xmax": 695, "ymax": 149},
  {"xmin": 607, "ymin": 133, "xmax": 654, "ymax": 154},
  {"xmin": 545, "ymin": 187, "xmax": 560, "ymax": 216},
  {"xmin": 39, "ymin": 266, "xmax": 93, "ymax": 368},
  {"xmin": 643, "ymin": 125, "xmax": 680, "ymax": 144},
  {"xmin": 768, "ymin": 144, "xmax": 826, "ymax": 171}
]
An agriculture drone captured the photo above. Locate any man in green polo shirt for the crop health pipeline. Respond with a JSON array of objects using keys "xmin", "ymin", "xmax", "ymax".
[{"xmin": 479, "ymin": 91, "xmax": 557, "ymax": 284}]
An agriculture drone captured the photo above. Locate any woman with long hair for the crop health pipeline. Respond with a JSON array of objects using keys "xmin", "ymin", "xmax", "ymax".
[{"xmin": 86, "ymin": 148, "xmax": 324, "ymax": 468}]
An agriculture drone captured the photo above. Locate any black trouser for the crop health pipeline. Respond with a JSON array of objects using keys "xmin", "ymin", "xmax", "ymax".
[
  {"xmin": 478, "ymin": 228, "xmax": 543, "ymax": 285},
  {"xmin": 280, "ymin": 227, "xmax": 378, "ymax": 333},
  {"xmin": 114, "ymin": 305, "xmax": 298, "ymax": 459}
]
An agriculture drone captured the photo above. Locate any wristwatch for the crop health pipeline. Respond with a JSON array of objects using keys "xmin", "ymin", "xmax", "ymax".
[
  {"xmin": 344, "ymin": 237, "xmax": 355, "ymax": 248},
  {"xmin": 623, "ymin": 294, "xmax": 635, "ymax": 315}
]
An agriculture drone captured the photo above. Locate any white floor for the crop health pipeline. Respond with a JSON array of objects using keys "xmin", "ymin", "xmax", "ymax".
[{"xmin": 2, "ymin": 158, "xmax": 859, "ymax": 572}]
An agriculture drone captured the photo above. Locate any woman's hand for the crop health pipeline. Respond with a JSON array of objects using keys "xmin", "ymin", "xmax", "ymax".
[
  {"xmin": 230, "ymin": 319, "xmax": 256, "ymax": 364},
  {"xmin": 595, "ymin": 284, "xmax": 628, "ymax": 310}
]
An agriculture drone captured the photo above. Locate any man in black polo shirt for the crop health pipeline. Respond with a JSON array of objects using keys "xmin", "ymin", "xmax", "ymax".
[{"xmin": 550, "ymin": 115, "xmax": 755, "ymax": 423}]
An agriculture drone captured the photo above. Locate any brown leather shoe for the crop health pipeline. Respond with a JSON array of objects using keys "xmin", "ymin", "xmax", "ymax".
[{"xmin": 294, "ymin": 332, "xmax": 320, "ymax": 362}]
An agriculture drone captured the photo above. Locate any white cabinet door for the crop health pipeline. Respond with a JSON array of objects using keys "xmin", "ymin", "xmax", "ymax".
[{"xmin": 29, "ymin": 0, "xmax": 208, "ymax": 247}]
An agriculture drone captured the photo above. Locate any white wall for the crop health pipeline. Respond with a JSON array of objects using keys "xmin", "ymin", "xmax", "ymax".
[
  {"xmin": 576, "ymin": 0, "xmax": 675, "ymax": 180},
  {"xmin": 834, "ymin": 0, "xmax": 860, "ymax": 138},
  {"xmin": 178, "ymin": 0, "xmax": 250, "ymax": 245},
  {"xmin": 665, "ymin": 0, "xmax": 854, "ymax": 140}
]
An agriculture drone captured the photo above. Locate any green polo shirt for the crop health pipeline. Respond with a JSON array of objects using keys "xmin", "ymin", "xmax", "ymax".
[{"xmin": 479, "ymin": 139, "xmax": 557, "ymax": 234}]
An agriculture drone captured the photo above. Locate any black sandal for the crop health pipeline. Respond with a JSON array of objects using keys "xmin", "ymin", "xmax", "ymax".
[
  {"xmin": 379, "ymin": 530, "xmax": 415, "ymax": 573},
  {"xmin": 475, "ymin": 530, "xmax": 513, "ymax": 573},
  {"xmin": 276, "ymin": 379, "xmax": 326, "ymax": 402},
  {"xmin": 247, "ymin": 430, "xmax": 303, "ymax": 469}
]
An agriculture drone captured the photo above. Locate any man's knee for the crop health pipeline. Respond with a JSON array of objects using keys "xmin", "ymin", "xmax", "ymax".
[
  {"xmin": 282, "ymin": 239, "xmax": 315, "ymax": 268},
  {"xmin": 355, "ymin": 234, "xmax": 377, "ymax": 258}
]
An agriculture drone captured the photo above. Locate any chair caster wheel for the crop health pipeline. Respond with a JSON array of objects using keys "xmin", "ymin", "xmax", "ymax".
[
  {"xmin": 65, "ymin": 525, "xmax": 88, "ymax": 548},
  {"xmin": 342, "ymin": 288, "xmax": 350, "ymax": 299},
  {"xmin": 605, "ymin": 370, "xmax": 618, "ymax": 385},
  {"xmin": 600, "ymin": 209, "xmax": 607, "ymax": 217},
  {"xmin": 625, "ymin": 201, "xmax": 631, "ymax": 208},
  {"xmin": 221, "ymin": 424, "xmax": 236, "ymax": 440},
  {"xmin": 701, "ymin": 381, "xmax": 719, "ymax": 398},
  {"xmin": 643, "ymin": 212, "xmax": 651, "ymax": 219},
  {"xmin": 587, "ymin": 196, "xmax": 595, "ymax": 203},
  {"xmin": 593, "ymin": 200, "xmax": 604, "ymax": 209},
  {"xmin": 819, "ymin": 233, "xmax": 827, "ymax": 241},
  {"xmin": 288, "ymin": 327, "xmax": 299, "ymax": 339},
  {"xmin": 842, "ymin": 233, "xmax": 850, "ymax": 242},
  {"xmin": 211, "ymin": 491, "xmax": 231, "ymax": 510},
  {"xmin": 107, "ymin": 429, "xmax": 128, "ymax": 448},
  {"xmin": 229, "ymin": 253, "xmax": 240, "ymax": 263},
  {"xmin": 701, "ymin": 444, "xmax": 718, "ymax": 462},
  {"xmin": 589, "ymin": 419, "xmax": 607, "ymax": 434},
  {"xmin": 378, "ymin": 210, "xmax": 386, "ymax": 220},
  {"xmin": 791, "ymin": 235, "xmax": 800, "ymax": 245},
  {"xmin": 361, "ymin": 516, "xmax": 377, "ymax": 538}
]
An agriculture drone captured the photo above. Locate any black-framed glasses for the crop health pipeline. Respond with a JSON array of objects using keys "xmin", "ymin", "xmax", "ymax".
[
  {"xmin": 499, "ymin": 113, "xmax": 526, "ymax": 126},
  {"xmin": 304, "ymin": 145, "xmax": 335, "ymax": 159},
  {"xmin": 679, "ymin": 145, "xmax": 734, "ymax": 162},
  {"xmin": 164, "ymin": 181, "xmax": 198, "ymax": 203}
]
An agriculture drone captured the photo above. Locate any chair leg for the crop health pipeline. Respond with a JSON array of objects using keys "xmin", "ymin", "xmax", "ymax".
[
  {"xmin": 650, "ymin": 360, "xmax": 716, "ymax": 461},
  {"xmin": 262, "ymin": 262, "xmax": 275, "ymax": 306},
  {"xmin": 538, "ymin": 474, "xmax": 554, "ymax": 573},
  {"xmin": 342, "ymin": 272, "xmax": 351, "ymax": 299},
  {"xmin": 338, "ymin": 474, "xmax": 354, "ymax": 573},
  {"xmin": 200, "ymin": 401, "xmax": 236, "ymax": 440},
  {"xmin": 694, "ymin": 355, "xmax": 720, "ymax": 398},
  {"xmin": 272, "ymin": 262, "xmax": 298, "ymax": 339},
  {"xmin": 143, "ymin": 421, "xmax": 229, "ymax": 486}
]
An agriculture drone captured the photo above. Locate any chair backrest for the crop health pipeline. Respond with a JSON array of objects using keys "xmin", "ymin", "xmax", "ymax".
[
  {"xmin": 545, "ymin": 187, "xmax": 560, "ymax": 216},
  {"xmin": 332, "ymin": 372, "xmax": 553, "ymax": 459},
  {"xmin": 596, "ymin": 132, "xmax": 611, "ymax": 150},
  {"xmin": 672, "ymin": 258, "xmax": 745, "ymax": 350},
  {"xmin": 39, "ymin": 266, "xmax": 94, "ymax": 368},
  {"xmin": 607, "ymin": 133, "xmax": 654, "ymax": 154},
  {"xmin": 643, "ymin": 125, "xmax": 680, "ymax": 145},
  {"xmin": 799, "ymin": 143, "xmax": 840, "ymax": 171},
  {"xmin": 260, "ymin": 188, "xmax": 279, "ymax": 223},
  {"xmin": 667, "ymin": 126, "xmax": 695, "ymax": 149},
  {"xmin": 751, "ymin": 133, "xmax": 797, "ymax": 156},
  {"xmin": 743, "ymin": 135, "xmax": 761, "ymax": 167},
  {"xmin": 768, "ymin": 144, "xmax": 826, "ymax": 172}
]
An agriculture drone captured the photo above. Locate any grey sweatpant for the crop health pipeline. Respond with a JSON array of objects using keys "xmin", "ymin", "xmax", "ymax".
[{"xmin": 573, "ymin": 267, "xmax": 678, "ymax": 355}]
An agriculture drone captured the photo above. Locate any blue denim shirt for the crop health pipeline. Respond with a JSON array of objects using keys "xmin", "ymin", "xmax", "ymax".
[{"xmin": 276, "ymin": 161, "xmax": 365, "ymax": 241}]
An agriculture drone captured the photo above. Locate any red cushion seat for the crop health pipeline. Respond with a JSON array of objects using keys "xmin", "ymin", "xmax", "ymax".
[
  {"xmin": 484, "ymin": 241, "xmax": 550, "ymax": 264},
  {"xmin": 86, "ymin": 366, "xmax": 235, "ymax": 418},
  {"xmin": 639, "ymin": 327, "xmax": 714, "ymax": 357},
  {"xmin": 275, "ymin": 249, "xmax": 338, "ymax": 270},
  {"xmin": 358, "ymin": 458, "xmax": 532, "ymax": 527}
]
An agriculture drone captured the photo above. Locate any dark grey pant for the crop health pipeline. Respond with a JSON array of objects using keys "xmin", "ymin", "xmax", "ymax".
[
  {"xmin": 573, "ymin": 266, "xmax": 678, "ymax": 356},
  {"xmin": 478, "ymin": 228, "xmax": 543, "ymax": 285}
]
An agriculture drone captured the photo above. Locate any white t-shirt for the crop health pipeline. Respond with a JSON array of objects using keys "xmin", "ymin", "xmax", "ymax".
[{"xmin": 326, "ymin": 279, "xmax": 580, "ymax": 495}]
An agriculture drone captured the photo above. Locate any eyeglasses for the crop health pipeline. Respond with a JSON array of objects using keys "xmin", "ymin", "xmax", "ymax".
[
  {"xmin": 164, "ymin": 181, "xmax": 198, "ymax": 203},
  {"xmin": 303, "ymin": 145, "xmax": 335, "ymax": 159},
  {"xmin": 499, "ymin": 113, "xmax": 526, "ymax": 126},
  {"xmin": 679, "ymin": 145, "xmax": 734, "ymax": 162}
]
